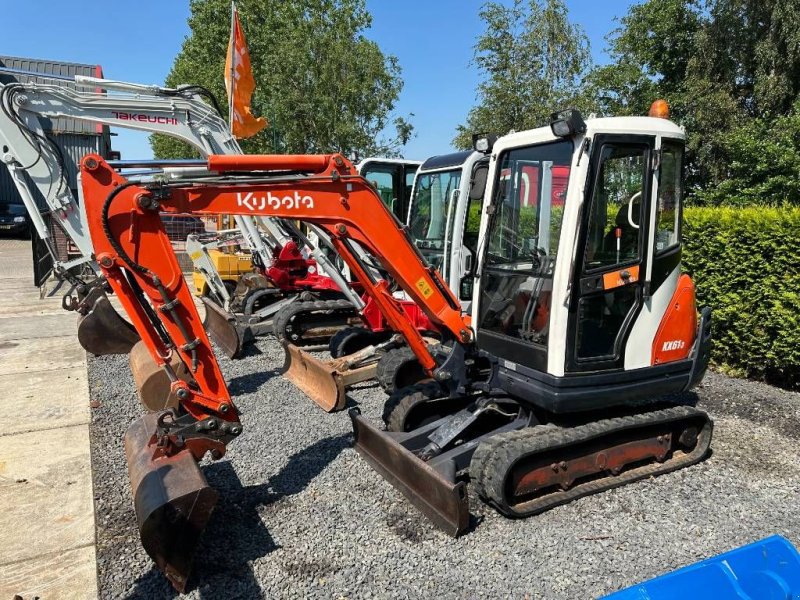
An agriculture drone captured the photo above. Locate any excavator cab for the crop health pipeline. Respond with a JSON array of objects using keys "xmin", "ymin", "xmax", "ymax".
[
  {"xmin": 405, "ymin": 151, "xmax": 488, "ymax": 309},
  {"xmin": 357, "ymin": 158, "xmax": 420, "ymax": 221},
  {"xmin": 476, "ymin": 116, "xmax": 707, "ymax": 398},
  {"xmin": 351, "ymin": 109, "xmax": 712, "ymax": 535}
]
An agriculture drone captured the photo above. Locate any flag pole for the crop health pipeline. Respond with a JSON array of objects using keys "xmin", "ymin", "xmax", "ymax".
[{"xmin": 228, "ymin": 1, "xmax": 236, "ymax": 132}]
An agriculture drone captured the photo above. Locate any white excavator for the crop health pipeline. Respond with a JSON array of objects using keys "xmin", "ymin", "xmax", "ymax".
[{"xmin": 0, "ymin": 69, "xmax": 377, "ymax": 357}]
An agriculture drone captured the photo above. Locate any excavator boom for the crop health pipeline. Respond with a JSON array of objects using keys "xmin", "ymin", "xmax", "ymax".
[{"xmin": 79, "ymin": 152, "xmax": 472, "ymax": 589}]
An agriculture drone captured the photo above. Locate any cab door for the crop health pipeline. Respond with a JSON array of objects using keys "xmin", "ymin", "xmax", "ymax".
[
  {"xmin": 358, "ymin": 160, "xmax": 420, "ymax": 221},
  {"xmin": 566, "ymin": 135, "xmax": 655, "ymax": 373}
]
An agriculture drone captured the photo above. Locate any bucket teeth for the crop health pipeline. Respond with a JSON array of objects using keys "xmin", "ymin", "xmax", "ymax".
[
  {"xmin": 76, "ymin": 288, "xmax": 140, "ymax": 355},
  {"xmin": 201, "ymin": 297, "xmax": 252, "ymax": 359},
  {"xmin": 125, "ymin": 412, "xmax": 217, "ymax": 592}
]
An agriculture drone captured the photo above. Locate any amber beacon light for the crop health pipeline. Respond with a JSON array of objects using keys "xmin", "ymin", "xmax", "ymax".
[{"xmin": 649, "ymin": 99, "xmax": 670, "ymax": 119}]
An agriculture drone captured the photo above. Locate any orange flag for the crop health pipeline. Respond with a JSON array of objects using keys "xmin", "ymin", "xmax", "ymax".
[{"xmin": 224, "ymin": 3, "xmax": 267, "ymax": 139}]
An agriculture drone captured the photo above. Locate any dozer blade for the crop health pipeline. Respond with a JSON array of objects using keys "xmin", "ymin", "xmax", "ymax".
[
  {"xmin": 77, "ymin": 289, "xmax": 140, "ymax": 355},
  {"xmin": 349, "ymin": 409, "xmax": 469, "ymax": 536},
  {"xmin": 200, "ymin": 296, "xmax": 253, "ymax": 359},
  {"xmin": 125, "ymin": 412, "xmax": 217, "ymax": 592},
  {"xmin": 282, "ymin": 342, "xmax": 377, "ymax": 412},
  {"xmin": 129, "ymin": 341, "xmax": 192, "ymax": 411}
]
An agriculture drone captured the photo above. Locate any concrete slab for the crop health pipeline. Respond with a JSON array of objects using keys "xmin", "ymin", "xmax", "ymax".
[
  {"xmin": 0, "ymin": 425, "xmax": 94, "ymax": 565},
  {"xmin": 0, "ymin": 279, "xmax": 40, "ymax": 290},
  {"xmin": 0, "ymin": 302, "xmax": 69, "ymax": 317},
  {"xmin": 0, "ymin": 336, "xmax": 85, "ymax": 374},
  {"xmin": 0, "ymin": 289, "xmax": 64, "ymax": 317},
  {"xmin": 0, "ymin": 368, "xmax": 89, "ymax": 436},
  {"xmin": 0, "ymin": 239, "xmax": 98, "ymax": 598},
  {"xmin": 0, "ymin": 312, "xmax": 77, "ymax": 340},
  {"xmin": 0, "ymin": 545, "xmax": 97, "ymax": 600},
  {"xmin": 0, "ymin": 287, "xmax": 63, "ymax": 304}
]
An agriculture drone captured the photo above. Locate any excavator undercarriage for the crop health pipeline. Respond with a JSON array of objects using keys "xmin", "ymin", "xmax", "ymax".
[{"xmin": 352, "ymin": 393, "xmax": 712, "ymax": 535}]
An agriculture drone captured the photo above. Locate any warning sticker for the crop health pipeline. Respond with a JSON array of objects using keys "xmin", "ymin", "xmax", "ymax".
[
  {"xmin": 415, "ymin": 277, "xmax": 434, "ymax": 299},
  {"xmin": 189, "ymin": 251, "xmax": 203, "ymax": 260}
]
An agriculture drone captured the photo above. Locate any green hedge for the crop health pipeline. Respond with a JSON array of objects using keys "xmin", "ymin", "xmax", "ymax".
[{"xmin": 683, "ymin": 206, "xmax": 800, "ymax": 389}]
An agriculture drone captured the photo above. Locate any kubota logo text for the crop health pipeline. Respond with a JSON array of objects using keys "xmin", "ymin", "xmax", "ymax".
[
  {"xmin": 237, "ymin": 191, "xmax": 314, "ymax": 212},
  {"xmin": 111, "ymin": 112, "xmax": 178, "ymax": 125},
  {"xmin": 661, "ymin": 339, "xmax": 686, "ymax": 352}
]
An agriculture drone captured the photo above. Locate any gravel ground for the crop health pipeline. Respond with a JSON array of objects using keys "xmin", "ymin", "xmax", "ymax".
[{"xmin": 88, "ymin": 338, "xmax": 800, "ymax": 599}]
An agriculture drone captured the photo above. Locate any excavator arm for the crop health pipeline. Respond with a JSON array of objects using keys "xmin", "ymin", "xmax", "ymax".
[
  {"xmin": 78, "ymin": 151, "xmax": 471, "ymax": 590},
  {"xmin": 82, "ymin": 152, "xmax": 470, "ymax": 396}
]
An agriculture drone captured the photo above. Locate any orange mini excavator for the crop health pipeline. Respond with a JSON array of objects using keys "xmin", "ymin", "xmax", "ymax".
[{"xmin": 79, "ymin": 109, "xmax": 712, "ymax": 591}]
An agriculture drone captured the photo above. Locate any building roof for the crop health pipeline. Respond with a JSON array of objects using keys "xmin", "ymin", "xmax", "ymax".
[{"xmin": 0, "ymin": 54, "xmax": 105, "ymax": 135}]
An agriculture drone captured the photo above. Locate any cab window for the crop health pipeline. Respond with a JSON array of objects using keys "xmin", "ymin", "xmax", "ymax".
[
  {"xmin": 655, "ymin": 141, "xmax": 682, "ymax": 253},
  {"xmin": 583, "ymin": 144, "xmax": 648, "ymax": 271}
]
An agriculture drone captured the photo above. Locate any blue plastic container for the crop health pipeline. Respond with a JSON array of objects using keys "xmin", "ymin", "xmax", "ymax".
[{"xmin": 604, "ymin": 535, "xmax": 800, "ymax": 599}]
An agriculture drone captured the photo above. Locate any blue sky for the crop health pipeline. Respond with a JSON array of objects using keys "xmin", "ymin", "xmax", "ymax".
[{"xmin": 1, "ymin": 0, "xmax": 635, "ymax": 160}]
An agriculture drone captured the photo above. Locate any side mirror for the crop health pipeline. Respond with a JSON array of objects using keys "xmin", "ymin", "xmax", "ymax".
[
  {"xmin": 469, "ymin": 164, "xmax": 489, "ymax": 200},
  {"xmin": 461, "ymin": 247, "xmax": 475, "ymax": 276},
  {"xmin": 459, "ymin": 276, "xmax": 474, "ymax": 302}
]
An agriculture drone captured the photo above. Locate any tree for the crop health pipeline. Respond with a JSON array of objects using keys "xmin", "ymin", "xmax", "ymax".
[
  {"xmin": 152, "ymin": 0, "xmax": 413, "ymax": 159},
  {"xmin": 693, "ymin": 100, "xmax": 800, "ymax": 205},
  {"xmin": 587, "ymin": 0, "xmax": 800, "ymax": 201},
  {"xmin": 453, "ymin": 0, "xmax": 591, "ymax": 149},
  {"xmin": 682, "ymin": 0, "xmax": 800, "ymax": 193},
  {"xmin": 584, "ymin": 0, "xmax": 702, "ymax": 116}
]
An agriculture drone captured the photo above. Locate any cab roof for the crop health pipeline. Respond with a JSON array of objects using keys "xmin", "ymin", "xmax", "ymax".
[
  {"xmin": 496, "ymin": 116, "xmax": 685, "ymax": 151},
  {"xmin": 420, "ymin": 150, "xmax": 473, "ymax": 171}
]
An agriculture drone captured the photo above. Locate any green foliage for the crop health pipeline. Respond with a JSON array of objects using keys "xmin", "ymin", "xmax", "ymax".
[
  {"xmin": 152, "ymin": 0, "xmax": 413, "ymax": 159},
  {"xmin": 588, "ymin": 0, "xmax": 800, "ymax": 199},
  {"xmin": 682, "ymin": 206, "xmax": 800, "ymax": 388},
  {"xmin": 453, "ymin": 0, "xmax": 592, "ymax": 149},
  {"xmin": 694, "ymin": 100, "xmax": 800, "ymax": 205},
  {"xmin": 585, "ymin": 0, "xmax": 701, "ymax": 116}
]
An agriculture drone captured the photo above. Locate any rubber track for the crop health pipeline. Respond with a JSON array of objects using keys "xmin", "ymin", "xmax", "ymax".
[
  {"xmin": 471, "ymin": 405, "xmax": 712, "ymax": 518},
  {"xmin": 381, "ymin": 381, "xmax": 446, "ymax": 431},
  {"xmin": 376, "ymin": 342, "xmax": 442, "ymax": 394},
  {"xmin": 328, "ymin": 326, "xmax": 367, "ymax": 358},
  {"xmin": 376, "ymin": 346, "xmax": 419, "ymax": 394},
  {"xmin": 469, "ymin": 423, "xmax": 561, "ymax": 504},
  {"xmin": 272, "ymin": 299, "xmax": 356, "ymax": 344}
]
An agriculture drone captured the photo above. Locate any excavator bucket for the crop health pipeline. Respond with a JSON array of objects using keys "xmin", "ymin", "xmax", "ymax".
[
  {"xmin": 129, "ymin": 341, "xmax": 192, "ymax": 411},
  {"xmin": 349, "ymin": 408, "xmax": 469, "ymax": 536},
  {"xmin": 282, "ymin": 342, "xmax": 377, "ymax": 412},
  {"xmin": 76, "ymin": 287, "xmax": 140, "ymax": 355},
  {"xmin": 200, "ymin": 296, "xmax": 253, "ymax": 359},
  {"xmin": 125, "ymin": 411, "xmax": 217, "ymax": 592}
]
